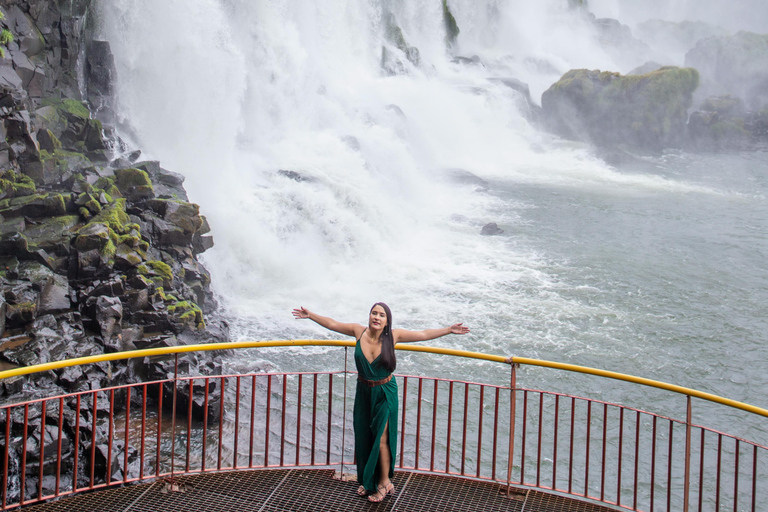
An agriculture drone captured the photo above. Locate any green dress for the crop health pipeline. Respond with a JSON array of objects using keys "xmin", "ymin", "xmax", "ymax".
[{"xmin": 353, "ymin": 331, "xmax": 399, "ymax": 493}]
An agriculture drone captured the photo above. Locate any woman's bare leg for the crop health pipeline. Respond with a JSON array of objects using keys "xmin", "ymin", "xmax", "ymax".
[
  {"xmin": 379, "ymin": 422, "xmax": 392, "ymax": 486},
  {"xmin": 368, "ymin": 422, "xmax": 395, "ymax": 502}
]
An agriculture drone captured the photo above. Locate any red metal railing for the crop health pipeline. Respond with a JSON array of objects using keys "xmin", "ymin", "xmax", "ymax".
[{"xmin": 0, "ymin": 343, "xmax": 766, "ymax": 511}]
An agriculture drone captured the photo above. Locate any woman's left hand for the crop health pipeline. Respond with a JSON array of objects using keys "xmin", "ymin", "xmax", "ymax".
[{"xmin": 450, "ymin": 323, "xmax": 470, "ymax": 334}]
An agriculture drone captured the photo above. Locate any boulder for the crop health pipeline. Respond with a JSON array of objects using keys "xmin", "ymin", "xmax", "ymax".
[
  {"xmin": 481, "ymin": 222, "xmax": 504, "ymax": 236},
  {"xmin": 83, "ymin": 295, "xmax": 122, "ymax": 344},
  {"xmin": 541, "ymin": 66, "xmax": 699, "ymax": 150},
  {"xmin": 0, "ymin": 193, "xmax": 67, "ymax": 218},
  {"xmin": 685, "ymin": 31, "xmax": 768, "ymax": 110},
  {"xmin": 38, "ymin": 273, "xmax": 71, "ymax": 315}
]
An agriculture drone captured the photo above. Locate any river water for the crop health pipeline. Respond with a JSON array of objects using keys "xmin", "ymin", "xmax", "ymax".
[{"xmin": 95, "ymin": 0, "xmax": 768, "ymax": 443}]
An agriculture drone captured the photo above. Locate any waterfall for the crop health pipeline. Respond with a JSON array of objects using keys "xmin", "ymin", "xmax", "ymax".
[{"xmin": 94, "ymin": 0, "xmax": 726, "ymax": 350}]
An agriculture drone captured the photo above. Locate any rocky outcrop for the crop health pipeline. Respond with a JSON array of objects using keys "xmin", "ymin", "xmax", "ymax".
[
  {"xmin": 685, "ymin": 31, "xmax": 768, "ymax": 111},
  {"xmin": 541, "ymin": 66, "xmax": 699, "ymax": 150},
  {"xmin": 0, "ymin": 1, "xmax": 227, "ymax": 501},
  {"xmin": 0, "ymin": 1, "xmax": 226, "ymax": 374},
  {"xmin": 677, "ymin": 32, "xmax": 768, "ymax": 150},
  {"xmin": 687, "ymin": 95, "xmax": 768, "ymax": 151},
  {"xmin": 0, "ymin": 0, "xmax": 228, "ymax": 503},
  {"xmin": 634, "ymin": 19, "xmax": 728, "ymax": 58}
]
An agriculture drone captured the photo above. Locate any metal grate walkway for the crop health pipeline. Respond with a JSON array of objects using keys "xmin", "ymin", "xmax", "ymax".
[{"xmin": 21, "ymin": 469, "xmax": 617, "ymax": 512}]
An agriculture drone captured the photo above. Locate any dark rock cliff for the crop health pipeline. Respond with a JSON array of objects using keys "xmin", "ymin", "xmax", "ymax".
[{"xmin": 0, "ymin": 1, "xmax": 228, "ymax": 395}]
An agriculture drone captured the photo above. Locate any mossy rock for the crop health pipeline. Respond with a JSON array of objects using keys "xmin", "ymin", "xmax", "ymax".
[
  {"xmin": 37, "ymin": 129, "xmax": 62, "ymax": 152},
  {"xmin": 74, "ymin": 222, "xmax": 111, "ymax": 252},
  {"xmin": 0, "ymin": 193, "xmax": 67, "ymax": 218},
  {"xmin": 114, "ymin": 243, "xmax": 143, "ymax": 269},
  {"xmin": 41, "ymin": 98, "xmax": 90, "ymax": 120},
  {"xmin": 442, "ymin": 0, "xmax": 460, "ymax": 47},
  {"xmin": 22, "ymin": 215, "xmax": 80, "ymax": 251},
  {"xmin": 115, "ymin": 168, "xmax": 155, "ymax": 201},
  {"xmin": 167, "ymin": 300, "xmax": 205, "ymax": 330},
  {"xmin": 700, "ymin": 94, "xmax": 745, "ymax": 117},
  {"xmin": 382, "ymin": 11, "xmax": 420, "ymax": 69},
  {"xmin": 38, "ymin": 149, "xmax": 93, "ymax": 185},
  {"xmin": 138, "ymin": 259, "xmax": 173, "ymax": 287},
  {"xmin": 84, "ymin": 199, "xmax": 102, "ymax": 215},
  {"xmin": 0, "ymin": 170, "xmax": 36, "ymax": 199},
  {"xmin": 541, "ymin": 66, "xmax": 700, "ymax": 150},
  {"xmin": 89, "ymin": 199, "xmax": 130, "ymax": 234}
]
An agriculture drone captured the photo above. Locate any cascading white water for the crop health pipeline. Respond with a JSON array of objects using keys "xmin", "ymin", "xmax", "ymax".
[
  {"xmin": 96, "ymin": 0, "xmax": 629, "ymax": 334},
  {"xmin": 96, "ymin": 1, "xmax": 768, "ymax": 436}
]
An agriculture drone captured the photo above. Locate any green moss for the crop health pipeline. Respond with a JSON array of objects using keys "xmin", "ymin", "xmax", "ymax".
[
  {"xmin": 102, "ymin": 239, "xmax": 116, "ymax": 260},
  {"xmin": 138, "ymin": 260, "xmax": 173, "ymax": 288},
  {"xmin": 146, "ymin": 260, "xmax": 172, "ymax": 281},
  {"xmin": 167, "ymin": 300, "xmax": 205, "ymax": 329},
  {"xmin": 84, "ymin": 199, "xmax": 102, "ymax": 214},
  {"xmin": 90, "ymin": 199, "xmax": 129, "ymax": 234},
  {"xmin": 95, "ymin": 177, "xmax": 123, "ymax": 200},
  {"xmin": 46, "ymin": 130, "xmax": 62, "ymax": 150},
  {"xmin": 78, "ymin": 206, "xmax": 91, "ymax": 219},
  {"xmin": 115, "ymin": 168, "xmax": 152, "ymax": 189},
  {"xmin": 544, "ymin": 66, "xmax": 699, "ymax": 149},
  {"xmin": 41, "ymin": 98, "xmax": 90, "ymax": 120},
  {"xmin": 14, "ymin": 174, "xmax": 35, "ymax": 194},
  {"xmin": 95, "ymin": 176, "xmax": 115, "ymax": 189},
  {"xmin": 442, "ymin": 0, "xmax": 460, "ymax": 46},
  {"xmin": 0, "ymin": 170, "xmax": 36, "ymax": 198},
  {"xmin": 116, "ymin": 233, "xmax": 140, "ymax": 247},
  {"xmin": 0, "ymin": 29, "xmax": 12, "ymax": 46}
]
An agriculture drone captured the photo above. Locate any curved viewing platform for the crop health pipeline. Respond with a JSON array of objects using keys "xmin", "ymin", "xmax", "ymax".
[{"xmin": 1, "ymin": 341, "xmax": 767, "ymax": 511}]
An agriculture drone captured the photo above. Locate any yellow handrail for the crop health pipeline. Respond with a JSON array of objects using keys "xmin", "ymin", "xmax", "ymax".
[{"xmin": 0, "ymin": 340, "xmax": 765, "ymax": 418}]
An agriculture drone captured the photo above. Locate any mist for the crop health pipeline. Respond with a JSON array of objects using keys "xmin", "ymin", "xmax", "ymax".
[{"xmin": 590, "ymin": 0, "xmax": 768, "ymax": 34}]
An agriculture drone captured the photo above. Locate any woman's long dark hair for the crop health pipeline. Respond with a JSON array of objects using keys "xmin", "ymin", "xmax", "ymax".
[{"xmin": 373, "ymin": 302, "xmax": 396, "ymax": 372}]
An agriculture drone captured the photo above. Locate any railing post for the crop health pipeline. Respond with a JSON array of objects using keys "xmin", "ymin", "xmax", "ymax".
[
  {"xmin": 684, "ymin": 395, "xmax": 692, "ymax": 512},
  {"xmin": 340, "ymin": 346, "xmax": 349, "ymax": 479},
  {"xmin": 506, "ymin": 362, "xmax": 517, "ymax": 495},
  {"xmin": 170, "ymin": 354, "xmax": 179, "ymax": 477}
]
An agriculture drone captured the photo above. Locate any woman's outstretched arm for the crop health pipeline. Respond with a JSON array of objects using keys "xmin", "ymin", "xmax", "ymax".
[
  {"xmin": 292, "ymin": 307, "xmax": 362, "ymax": 338},
  {"xmin": 393, "ymin": 323, "xmax": 470, "ymax": 344}
]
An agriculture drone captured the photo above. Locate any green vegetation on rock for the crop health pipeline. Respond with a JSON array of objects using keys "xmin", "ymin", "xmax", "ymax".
[
  {"xmin": 115, "ymin": 167, "xmax": 154, "ymax": 200},
  {"xmin": 442, "ymin": 0, "xmax": 460, "ymax": 47},
  {"xmin": 167, "ymin": 300, "xmax": 205, "ymax": 329},
  {"xmin": 0, "ymin": 170, "xmax": 36, "ymax": 198},
  {"xmin": 90, "ymin": 199, "xmax": 130, "ymax": 234},
  {"xmin": 0, "ymin": 9, "xmax": 11, "ymax": 59},
  {"xmin": 41, "ymin": 98, "xmax": 91, "ymax": 120},
  {"xmin": 542, "ymin": 66, "xmax": 700, "ymax": 149},
  {"xmin": 138, "ymin": 260, "xmax": 173, "ymax": 287}
]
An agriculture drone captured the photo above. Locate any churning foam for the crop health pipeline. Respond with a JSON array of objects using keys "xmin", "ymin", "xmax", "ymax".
[{"xmin": 97, "ymin": 0, "xmax": 722, "ymax": 346}]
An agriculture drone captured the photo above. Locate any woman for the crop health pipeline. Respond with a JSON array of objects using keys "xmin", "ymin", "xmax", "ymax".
[{"xmin": 292, "ymin": 303, "xmax": 470, "ymax": 502}]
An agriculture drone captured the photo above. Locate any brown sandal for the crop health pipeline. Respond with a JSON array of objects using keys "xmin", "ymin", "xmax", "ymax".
[{"xmin": 367, "ymin": 483, "xmax": 395, "ymax": 503}]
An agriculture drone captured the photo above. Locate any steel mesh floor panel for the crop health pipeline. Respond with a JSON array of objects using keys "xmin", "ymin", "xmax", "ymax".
[
  {"xmin": 19, "ymin": 469, "xmax": 619, "ymax": 512},
  {"xmin": 392, "ymin": 473, "xmax": 525, "ymax": 512},
  {"xmin": 21, "ymin": 483, "xmax": 154, "ymax": 512},
  {"xmin": 525, "ymin": 489, "xmax": 616, "ymax": 512},
  {"xmin": 260, "ymin": 469, "xmax": 400, "ymax": 512}
]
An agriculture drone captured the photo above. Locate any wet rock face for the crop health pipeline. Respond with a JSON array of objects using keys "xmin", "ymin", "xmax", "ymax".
[
  {"xmin": 685, "ymin": 31, "xmax": 768, "ymax": 111},
  {"xmin": 0, "ymin": 0, "xmax": 230, "ymax": 499},
  {"xmin": 541, "ymin": 66, "xmax": 700, "ymax": 151}
]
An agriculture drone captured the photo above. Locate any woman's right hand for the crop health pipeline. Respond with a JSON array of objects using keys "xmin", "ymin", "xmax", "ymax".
[{"xmin": 292, "ymin": 307, "xmax": 310, "ymax": 319}]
